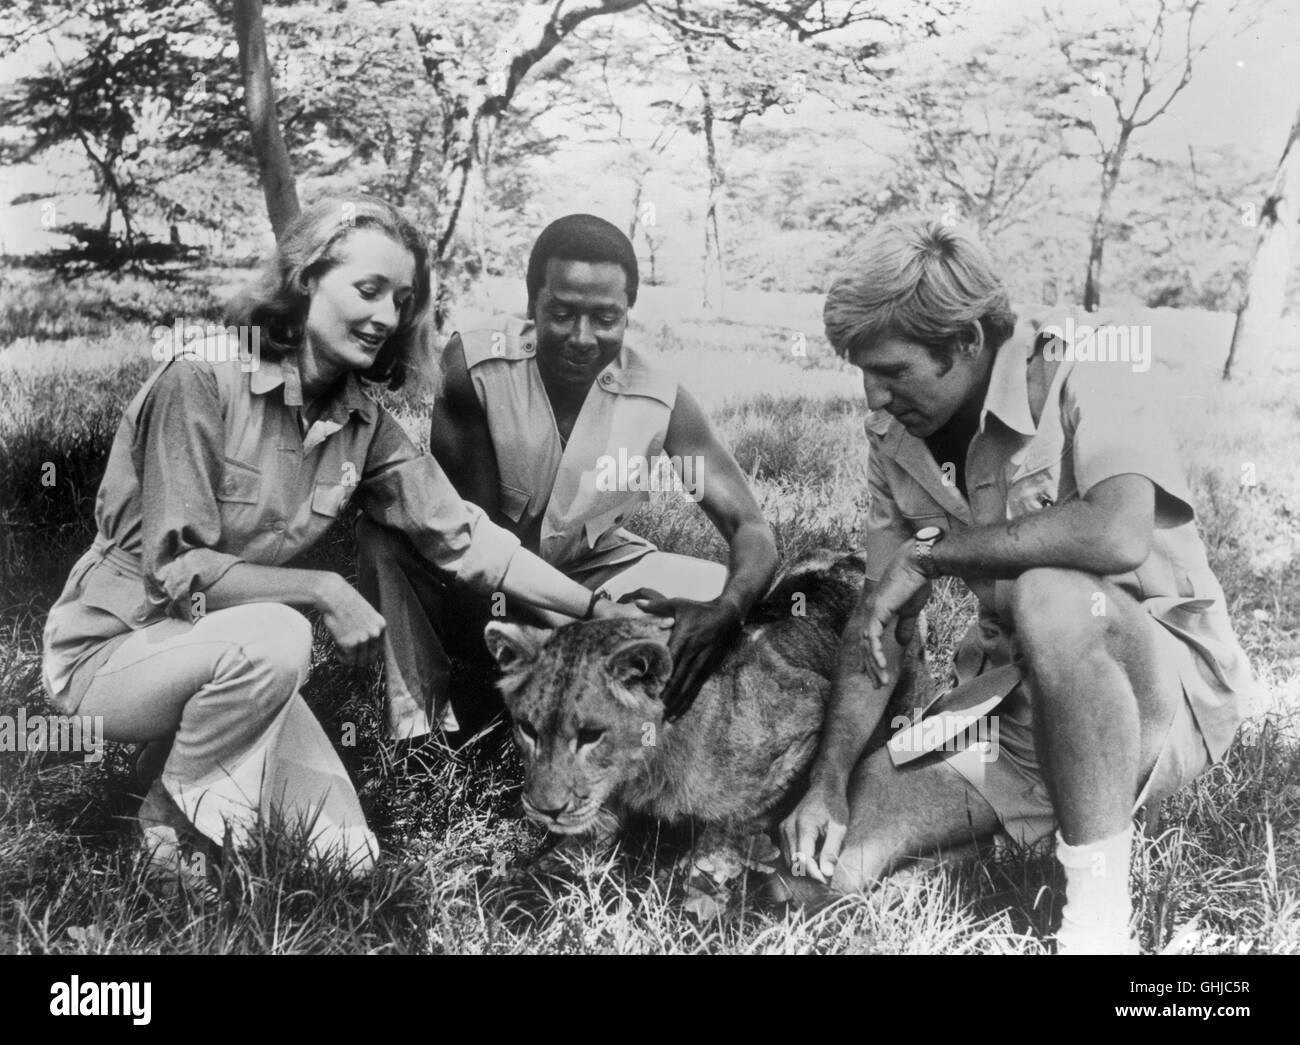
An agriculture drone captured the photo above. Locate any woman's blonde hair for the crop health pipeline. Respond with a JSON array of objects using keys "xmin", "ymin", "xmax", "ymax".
[
  {"xmin": 823, "ymin": 220, "xmax": 1016, "ymax": 370},
  {"xmin": 226, "ymin": 195, "xmax": 432, "ymax": 389}
]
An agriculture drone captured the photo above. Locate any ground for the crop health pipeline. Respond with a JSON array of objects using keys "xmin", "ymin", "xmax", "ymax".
[{"xmin": 0, "ymin": 267, "xmax": 1296, "ymax": 954}]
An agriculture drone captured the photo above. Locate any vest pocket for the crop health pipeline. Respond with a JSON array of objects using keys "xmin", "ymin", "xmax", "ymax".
[
  {"xmin": 311, "ymin": 481, "xmax": 350, "ymax": 518},
  {"xmin": 497, "ymin": 481, "xmax": 530, "ymax": 523},
  {"xmin": 583, "ymin": 492, "xmax": 646, "ymax": 548}
]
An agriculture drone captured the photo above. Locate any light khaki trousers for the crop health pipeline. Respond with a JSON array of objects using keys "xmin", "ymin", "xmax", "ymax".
[{"xmin": 76, "ymin": 602, "xmax": 376, "ymax": 873}]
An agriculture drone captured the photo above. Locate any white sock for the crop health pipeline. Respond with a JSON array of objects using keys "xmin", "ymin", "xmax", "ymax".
[{"xmin": 1055, "ymin": 825, "xmax": 1137, "ymax": 954}]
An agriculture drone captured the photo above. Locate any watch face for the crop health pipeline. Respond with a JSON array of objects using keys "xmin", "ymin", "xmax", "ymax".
[{"xmin": 915, "ymin": 525, "xmax": 942, "ymax": 542}]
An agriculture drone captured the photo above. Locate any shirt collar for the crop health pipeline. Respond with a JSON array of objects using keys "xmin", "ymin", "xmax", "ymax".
[
  {"xmin": 250, "ymin": 355, "xmax": 377, "ymax": 425},
  {"xmin": 979, "ymin": 319, "xmax": 1039, "ymax": 437}
]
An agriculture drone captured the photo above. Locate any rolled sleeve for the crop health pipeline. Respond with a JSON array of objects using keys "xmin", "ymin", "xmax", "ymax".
[
  {"xmin": 1064, "ymin": 364, "xmax": 1195, "ymax": 526},
  {"xmin": 863, "ymin": 429, "xmax": 913, "ymax": 584},
  {"xmin": 360, "ymin": 409, "xmax": 520, "ymax": 591},
  {"xmin": 133, "ymin": 360, "xmax": 246, "ymax": 615}
]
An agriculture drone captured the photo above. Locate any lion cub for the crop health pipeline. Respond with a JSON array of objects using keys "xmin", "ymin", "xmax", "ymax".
[{"xmin": 484, "ymin": 550, "xmax": 928, "ymax": 841}]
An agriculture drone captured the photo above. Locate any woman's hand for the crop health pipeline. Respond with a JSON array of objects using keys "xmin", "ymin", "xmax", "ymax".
[
  {"xmin": 316, "ymin": 573, "xmax": 387, "ymax": 667},
  {"xmin": 589, "ymin": 597, "xmax": 670, "ymax": 625}
]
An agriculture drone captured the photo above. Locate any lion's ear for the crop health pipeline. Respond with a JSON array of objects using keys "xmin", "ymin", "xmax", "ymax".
[
  {"xmin": 484, "ymin": 622, "xmax": 549, "ymax": 672},
  {"xmin": 604, "ymin": 639, "xmax": 673, "ymax": 697}
]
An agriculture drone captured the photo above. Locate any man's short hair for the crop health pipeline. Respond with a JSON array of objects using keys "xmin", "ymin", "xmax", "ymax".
[
  {"xmin": 823, "ymin": 220, "xmax": 1016, "ymax": 369},
  {"xmin": 526, "ymin": 214, "xmax": 639, "ymax": 309}
]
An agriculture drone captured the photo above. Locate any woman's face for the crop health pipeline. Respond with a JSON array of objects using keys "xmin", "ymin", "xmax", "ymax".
[{"xmin": 302, "ymin": 227, "xmax": 416, "ymax": 384}]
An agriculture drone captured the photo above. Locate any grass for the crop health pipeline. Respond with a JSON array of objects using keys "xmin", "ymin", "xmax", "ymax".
[{"xmin": 1, "ymin": 266, "xmax": 1297, "ymax": 954}]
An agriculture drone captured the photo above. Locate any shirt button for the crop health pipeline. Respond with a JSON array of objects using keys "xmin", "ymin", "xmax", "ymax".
[
  {"xmin": 600, "ymin": 373, "xmax": 613, "ymax": 386},
  {"xmin": 523, "ymin": 342, "xmax": 534, "ymax": 353},
  {"xmin": 223, "ymin": 478, "xmax": 236, "ymax": 493}
]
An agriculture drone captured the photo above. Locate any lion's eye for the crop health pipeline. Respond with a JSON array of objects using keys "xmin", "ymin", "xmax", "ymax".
[
  {"xmin": 576, "ymin": 727, "xmax": 605, "ymax": 749},
  {"xmin": 516, "ymin": 720, "xmax": 538, "ymax": 742}
]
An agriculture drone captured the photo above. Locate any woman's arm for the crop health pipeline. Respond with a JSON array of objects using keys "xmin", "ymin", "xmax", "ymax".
[
  {"xmin": 200, "ymin": 565, "xmax": 386, "ymax": 668},
  {"xmin": 362, "ymin": 408, "xmax": 647, "ymax": 622}
]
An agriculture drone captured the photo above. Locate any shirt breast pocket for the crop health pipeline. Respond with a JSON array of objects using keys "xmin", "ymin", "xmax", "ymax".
[
  {"xmin": 583, "ymin": 492, "xmax": 646, "ymax": 548},
  {"xmin": 895, "ymin": 488, "xmax": 949, "ymax": 533},
  {"xmin": 497, "ymin": 481, "xmax": 530, "ymax": 524},
  {"xmin": 217, "ymin": 458, "xmax": 262, "ymax": 506},
  {"xmin": 1007, "ymin": 454, "xmax": 1065, "ymax": 519},
  {"xmin": 311, "ymin": 481, "xmax": 351, "ymax": 519}
]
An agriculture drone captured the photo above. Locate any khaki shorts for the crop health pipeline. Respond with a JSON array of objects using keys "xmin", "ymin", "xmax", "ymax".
[{"xmin": 932, "ymin": 620, "xmax": 1215, "ymax": 849}]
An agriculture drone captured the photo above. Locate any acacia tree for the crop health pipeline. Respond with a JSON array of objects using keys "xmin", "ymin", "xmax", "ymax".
[
  {"xmin": 641, "ymin": 0, "xmax": 928, "ymax": 307},
  {"xmin": 1224, "ymin": 97, "xmax": 1300, "ymax": 379},
  {"xmin": 887, "ymin": 47, "xmax": 1064, "ymax": 237},
  {"xmin": 1044, "ymin": 0, "xmax": 1239, "ymax": 310},
  {"xmin": 233, "ymin": 0, "xmax": 298, "ymax": 240},
  {"xmin": 0, "ymin": 0, "xmax": 235, "ymax": 255},
  {"xmin": 261, "ymin": 0, "xmax": 647, "ymax": 319}
]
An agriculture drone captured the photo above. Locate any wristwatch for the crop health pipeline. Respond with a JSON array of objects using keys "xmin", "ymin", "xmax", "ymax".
[
  {"xmin": 584, "ymin": 588, "xmax": 612, "ymax": 619},
  {"xmin": 911, "ymin": 525, "xmax": 945, "ymax": 580}
]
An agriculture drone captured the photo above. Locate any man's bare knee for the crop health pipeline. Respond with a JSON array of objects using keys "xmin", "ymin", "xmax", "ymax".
[
  {"xmin": 1011, "ymin": 567, "xmax": 1133, "ymax": 661},
  {"xmin": 1011, "ymin": 567, "xmax": 1100, "ymax": 627}
]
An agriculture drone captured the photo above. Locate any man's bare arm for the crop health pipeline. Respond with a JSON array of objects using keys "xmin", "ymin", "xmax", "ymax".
[
  {"xmin": 933, "ymin": 473, "xmax": 1156, "ymax": 580},
  {"xmin": 662, "ymin": 385, "xmax": 778, "ymax": 619},
  {"xmin": 810, "ymin": 579, "xmax": 920, "ymax": 791},
  {"xmin": 779, "ymin": 576, "xmax": 923, "ymax": 881}
]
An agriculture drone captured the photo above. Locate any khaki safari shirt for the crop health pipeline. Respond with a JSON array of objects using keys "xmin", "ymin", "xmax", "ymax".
[
  {"xmin": 863, "ymin": 313, "xmax": 1257, "ymax": 764},
  {"xmin": 455, "ymin": 317, "xmax": 678, "ymax": 576},
  {"xmin": 42, "ymin": 342, "xmax": 520, "ymax": 713}
]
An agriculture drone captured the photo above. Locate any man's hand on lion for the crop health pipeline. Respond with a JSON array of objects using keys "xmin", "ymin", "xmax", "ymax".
[
  {"xmin": 779, "ymin": 778, "xmax": 849, "ymax": 884},
  {"xmin": 630, "ymin": 594, "xmax": 743, "ymax": 721},
  {"xmin": 861, "ymin": 545, "xmax": 931, "ymax": 687}
]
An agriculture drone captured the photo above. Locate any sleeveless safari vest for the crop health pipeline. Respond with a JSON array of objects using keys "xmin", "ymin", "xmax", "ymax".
[{"xmin": 459, "ymin": 319, "xmax": 678, "ymax": 573}]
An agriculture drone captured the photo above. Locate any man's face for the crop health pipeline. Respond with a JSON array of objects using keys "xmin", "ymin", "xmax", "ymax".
[
  {"xmin": 531, "ymin": 259, "xmax": 629, "ymax": 394},
  {"xmin": 848, "ymin": 335, "xmax": 985, "ymax": 438}
]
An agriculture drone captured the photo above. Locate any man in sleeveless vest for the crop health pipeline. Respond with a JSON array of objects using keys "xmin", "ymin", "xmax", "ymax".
[
  {"xmin": 780, "ymin": 220, "xmax": 1259, "ymax": 954},
  {"xmin": 357, "ymin": 214, "xmax": 777, "ymax": 742}
]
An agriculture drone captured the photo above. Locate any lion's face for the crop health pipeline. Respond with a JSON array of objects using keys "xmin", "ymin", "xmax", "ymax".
[{"xmin": 484, "ymin": 618, "xmax": 673, "ymax": 835}]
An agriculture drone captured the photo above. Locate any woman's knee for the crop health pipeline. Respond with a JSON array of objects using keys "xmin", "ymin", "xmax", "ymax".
[{"xmin": 211, "ymin": 603, "xmax": 313, "ymax": 694}]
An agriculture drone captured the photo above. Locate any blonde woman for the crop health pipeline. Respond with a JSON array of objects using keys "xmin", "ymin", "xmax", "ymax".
[{"xmin": 41, "ymin": 195, "xmax": 645, "ymax": 880}]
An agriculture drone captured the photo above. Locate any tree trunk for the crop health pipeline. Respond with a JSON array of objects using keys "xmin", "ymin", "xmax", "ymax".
[
  {"xmin": 1224, "ymin": 99, "xmax": 1300, "ymax": 380},
  {"xmin": 700, "ymin": 84, "xmax": 726, "ymax": 310},
  {"xmin": 414, "ymin": 0, "xmax": 643, "ymax": 323},
  {"xmin": 1083, "ymin": 137, "xmax": 1128, "ymax": 312},
  {"xmin": 233, "ymin": 0, "xmax": 300, "ymax": 241}
]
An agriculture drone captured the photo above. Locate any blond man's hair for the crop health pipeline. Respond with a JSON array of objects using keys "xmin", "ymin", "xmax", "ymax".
[{"xmin": 824, "ymin": 220, "xmax": 1016, "ymax": 370}]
